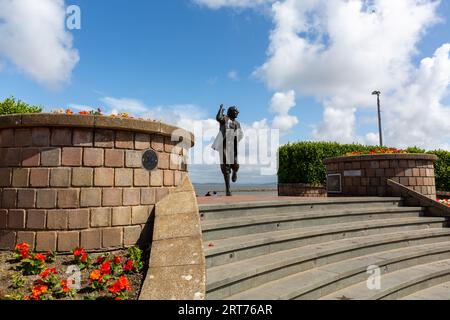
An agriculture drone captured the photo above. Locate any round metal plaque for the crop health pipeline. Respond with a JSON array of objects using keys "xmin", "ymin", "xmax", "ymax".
[{"xmin": 142, "ymin": 149, "xmax": 158, "ymax": 171}]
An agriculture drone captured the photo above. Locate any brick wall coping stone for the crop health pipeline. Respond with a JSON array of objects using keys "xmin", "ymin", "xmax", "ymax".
[
  {"xmin": 437, "ymin": 191, "xmax": 450, "ymax": 198},
  {"xmin": 139, "ymin": 175, "xmax": 205, "ymax": 300},
  {"xmin": 0, "ymin": 114, "xmax": 195, "ymax": 147},
  {"xmin": 324, "ymin": 153, "xmax": 438, "ymax": 164},
  {"xmin": 387, "ymin": 179, "xmax": 450, "ymax": 217}
]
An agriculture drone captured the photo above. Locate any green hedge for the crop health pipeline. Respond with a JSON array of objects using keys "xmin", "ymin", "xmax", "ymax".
[
  {"xmin": 278, "ymin": 142, "xmax": 450, "ymax": 192},
  {"xmin": 0, "ymin": 97, "xmax": 42, "ymax": 115}
]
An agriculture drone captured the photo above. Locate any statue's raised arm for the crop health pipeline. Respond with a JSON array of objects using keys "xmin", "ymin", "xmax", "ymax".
[{"xmin": 216, "ymin": 104, "xmax": 226, "ymax": 123}]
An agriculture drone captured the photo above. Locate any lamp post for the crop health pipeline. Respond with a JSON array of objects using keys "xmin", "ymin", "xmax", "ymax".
[{"xmin": 372, "ymin": 90, "xmax": 383, "ymax": 147}]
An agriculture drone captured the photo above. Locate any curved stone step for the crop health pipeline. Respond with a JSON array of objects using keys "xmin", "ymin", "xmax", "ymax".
[
  {"xmin": 321, "ymin": 259, "xmax": 450, "ymax": 300},
  {"xmin": 204, "ymin": 217, "xmax": 446, "ymax": 268},
  {"xmin": 202, "ymin": 207, "xmax": 426, "ymax": 241},
  {"xmin": 225, "ymin": 241, "xmax": 450, "ymax": 300},
  {"xmin": 401, "ymin": 281, "xmax": 450, "ymax": 300},
  {"xmin": 200, "ymin": 197, "xmax": 403, "ymax": 220},
  {"xmin": 206, "ymin": 228, "xmax": 450, "ymax": 300}
]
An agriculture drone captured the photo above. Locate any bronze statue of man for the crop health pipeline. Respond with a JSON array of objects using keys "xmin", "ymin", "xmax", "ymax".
[{"xmin": 212, "ymin": 104, "xmax": 244, "ymax": 196}]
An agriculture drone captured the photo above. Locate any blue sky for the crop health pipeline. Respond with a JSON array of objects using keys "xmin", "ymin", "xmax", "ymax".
[{"xmin": 0, "ymin": 0, "xmax": 450, "ymax": 183}]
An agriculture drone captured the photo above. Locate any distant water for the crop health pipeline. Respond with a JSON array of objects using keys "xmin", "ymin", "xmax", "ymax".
[{"xmin": 193, "ymin": 183, "xmax": 278, "ymax": 197}]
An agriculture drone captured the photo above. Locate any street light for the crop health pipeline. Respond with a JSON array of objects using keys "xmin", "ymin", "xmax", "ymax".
[{"xmin": 372, "ymin": 90, "xmax": 383, "ymax": 147}]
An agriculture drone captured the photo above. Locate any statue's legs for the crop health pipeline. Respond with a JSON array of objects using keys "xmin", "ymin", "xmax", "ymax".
[
  {"xmin": 231, "ymin": 164, "xmax": 239, "ymax": 183},
  {"xmin": 221, "ymin": 164, "xmax": 232, "ymax": 196}
]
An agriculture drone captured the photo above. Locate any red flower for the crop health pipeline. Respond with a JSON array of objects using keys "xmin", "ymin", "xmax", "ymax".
[
  {"xmin": 16, "ymin": 242, "xmax": 29, "ymax": 252},
  {"xmin": 108, "ymin": 276, "xmax": 131, "ymax": 294},
  {"xmin": 34, "ymin": 253, "xmax": 46, "ymax": 262},
  {"xmin": 73, "ymin": 247, "xmax": 85, "ymax": 257},
  {"xmin": 61, "ymin": 280, "xmax": 70, "ymax": 293},
  {"xmin": 100, "ymin": 261, "xmax": 111, "ymax": 275},
  {"xmin": 123, "ymin": 260, "xmax": 134, "ymax": 272},
  {"xmin": 20, "ymin": 249, "xmax": 30, "ymax": 259},
  {"xmin": 96, "ymin": 256, "xmax": 106, "ymax": 264},
  {"xmin": 40, "ymin": 268, "xmax": 57, "ymax": 278},
  {"xmin": 31, "ymin": 285, "xmax": 48, "ymax": 300},
  {"xmin": 114, "ymin": 256, "xmax": 121, "ymax": 265},
  {"xmin": 81, "ymin": 253, "xmax": 88, "ymax": 263}
]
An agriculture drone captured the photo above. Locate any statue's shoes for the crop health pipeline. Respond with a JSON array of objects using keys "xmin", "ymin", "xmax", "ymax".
[
  {"xmin": 226, "ymin": 191, "xmax": 232, "ymax": 197},
  {"xmin": 232, "ymin": 171, "xmax": 237, "ymax": 183}
]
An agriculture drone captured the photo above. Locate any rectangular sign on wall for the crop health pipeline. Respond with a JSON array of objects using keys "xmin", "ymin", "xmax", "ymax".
[{"xmin": 344, "ymin": 170, "xmax": 362, "ymax": 177}]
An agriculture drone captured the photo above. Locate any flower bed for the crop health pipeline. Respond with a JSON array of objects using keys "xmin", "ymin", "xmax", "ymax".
[
  {"xmin": 0, "ymin": 243, "xmax": 146, "ymax": 300},
  {"xmin": 437, "ymin": 199, "xmax": 450, "ymax": 207},
  {"xmin": 345, "ymin": 148, "xmax": 406, "ymax": 156}
]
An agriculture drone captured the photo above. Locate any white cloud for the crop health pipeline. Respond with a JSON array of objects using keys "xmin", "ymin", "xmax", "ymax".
[
  {"xmin": 193, "ymin": 0, "xmax": 275, "ymax": 10},
  {"xmin": 269, "ymin": 90, "xmax": 299, "ymax": 132},
  {"xmin": 0, "ymin": 0, "xmax": 79, "ymax": 88},
  {"xmin": 228, "ymin": 70, "xmax": 239, "ymax": 81}
]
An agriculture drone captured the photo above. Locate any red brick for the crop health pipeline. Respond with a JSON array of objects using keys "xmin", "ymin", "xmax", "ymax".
[
  {"xmin": 123, "ymin": 188, "xmax": 140, "ymax": 206},
  {"xmin": 0, "ymin": 231, "xmax": 16, "ymax": 250},
  {"xmin": 151, "ymin": 134, "xmax": 164, "ymax": 151},
  {"xmin": 123, "ymin": 225, "xmax": 141, "ymax": 246},
  {"xmin": 80, "ymin": 188, "xmax": 101, "ymax": 207},
  {"xmin": 395, "ymin": 168, "xmax": 405, "ymax": 177},
  {"xmin": 80, "ymin": 229, "xmax": 102, "ymax": 249},
  {"xmin": 400, "ymin": 177, "xmax": 409, "ymax": 185},
  {"xmin": 41, "ymin": 148, "xmax": 61, "ymax": 167},
  {"xmin": 134, "ymin": 169, "xmax": 149, "ymax": 186},
  {"xmin": 102, "ymin": 188, "xmax": 122, "ymax": 206},
  {"xmin": 90, "ymin": 208, "xmax": 111, "ymax": 227},
  {"xmin": 12, "ymin": 168, "xmax": 29, "ymax": 187},
  {"xmin": 57, "ymin": 189, "xmax": 79, "ymax": 209},
  {"xmin": 94, "ymin": 168, "xmax": 114, "ymax": 186},
  {"xmin": 17, "ymin": 231, "xmax": 35, "ymax": 249},
  {"xmin": 409, "ymin": 177, "xmax": 417, "ymax": 186},
  {"xmin": 94, "ymin": 130, "xmax": 114, "ymax": 148},
  {"xmin": 164, "ymin": 137, "xmax": 177, "ymax": 153},
  {"xmin": 47, "ymin": 210, "xmax": 68, "ymax": 230},
  {"xmin": 102, "ymin": 228, "xmax": 123, "ymax": 248},
  {"xmin": 105, "ymin": 149, "xmax": 124, "ymax": 167},
  {"xmin": 126, "ymin": 150, "xmax": 142, "ymax": 168},
  {"xmin": 22, "ymin": 148, "xmax": 40, "ymax": 166},
  {"xmin": 32, "ymin": 128, "xmax": 50, "ymax": 147},
  {"xmin": 51, "ymin": 128, "xmax": 72, "ymax": 146},
  {"xmin": 0, "ymin": 210, "xmax": 7, "ymax": 228},
  {"xmin": 112, "ymin": 207, "xmax": 131, "ymax": 226},
  {"xmin": 68, "ymin": 209, "xmax": 90, "ymax": 229},
  {"xmin": 408, "ymin": 160, "xmax": 416, "ymax": 168},
  {"xmin": 413, "ymin": 168, "xmax": 420, "ymax": 177},
  {"xmin": 73, "ymin": 129, "xmax": 93, "ymax": 147},
  {"xmin": 158, "ymin": 153, "xmax": 169, "ymax": 169},
  {"xmin": 0, "ymin": 168, "xmax": 12, "ymax": 187},
  {"xmin": 36, "ymin": 232, "xmax": 57, "ymax": 251},
  {"xmin": 72, "ymin": 168, "xmax": 93, "ymax": 187},
  {"xmin": 115, "ymin": 131, "xmax": 134, "ymax": 149},
  {"xmin": 17, "ymin": 189, "xmax": 36, "ymax": 208},
  {"xmin": 2, "ymin": 148, "xmax": 21, "ymax": 166},
  {"xmin": 83, "ymin": 148, "xmax": 104, "ymax": 167},
  {"xmin": 57, "ymin": 231, "xmax": 79, "ymax": 252},
  {"xmin": 399, "ymin": 160, "xmax": 409, "ymax": 168},
  {"xmin": 115, "ymin": 169, "xmax": 133, "ymax": 187},
  {"xmin": 8, "ymin": 209, "xmax": 26, "ymax": 229},
  {"xmin": 141, "ymin": 188, "xmax": 155, "ymax": 205},
  {"xmin": 375, "ymin": 169, "xmax": 385, "ymax": 177},
  {"xmin": 30, "ymin": 168, "xmax": 50, "ymax": 187},
  {"xmin": 62, "ymin": 147, "xmax": 82, "ymax": 166},
  {"xmin": 27, "ymin": 210, "xmax": 46, "ymax": 229},
  {"xmin": 404, "ymin": 169, "xmax": 413, "ymax": 177},
  {"xmin": 163, "ymin": 170, "xmax": 174, "ymax": 186},
  {"xmin": 50, "ymin": 168, "xmax": 71, "ymax": 187},
  {"xmin": 0, "ymin": 129, "xmax": 14, "ymax": 147},
  {"xmin": 370, "ymin": 161, "xmax": 379, "ymax": 169},
  {"xmin": 15, "ymin": 129, "xmax": 32, "ymax": 147},
  {"xmin": 416, "ymin": 177, "xmax": 424, "ymax": 185},
  {"xmin": 2, "ymin": 189, "xmax": 17, "ymax": 209},
  {"xmin": 135, "ymin": 133, "xmax": 150, "ymax": 150}
]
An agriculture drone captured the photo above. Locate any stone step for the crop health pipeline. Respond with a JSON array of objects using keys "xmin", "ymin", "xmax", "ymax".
[
  {"xmin": 401, "ymin": 281, "xmax": 450, "ymax": 300},
  {"xmin": 204, "ymin": 216, "xmax": 445, "ymax": 268},
  {"xmin": 206, "ymin": 227, "xmax": 450, "ymax": 300},
  {"xmin": 226, "ymin": 241, "xmax": 450, "ymax": 300},
  {"xmin": 321, "ymin": 259, "xmax": 450, "ymax": 300},
  {"xmin": 199, "ymin": 197, "xmax": 403, "ymax": 220},
  {"xmin": 202, "ymin": 207, "xmax": 426, "ymax": 241}
]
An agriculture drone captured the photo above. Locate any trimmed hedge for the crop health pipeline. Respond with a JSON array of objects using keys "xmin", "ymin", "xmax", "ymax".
[
  {"xmin": 278, "ymin": 142, "xmax": 450, "ymax": 192},
  {"xmin": 0, "ymin": 97, "xmax": 42, "ymax": 115}
]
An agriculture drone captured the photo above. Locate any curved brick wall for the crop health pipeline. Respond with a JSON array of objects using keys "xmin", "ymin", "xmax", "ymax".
[
  {"xmin": 278, "ymin": 183, "xmax": 327, "ymax": 198},
  {"xmin": 324, "ymin": 154, "xmax": 438, "ymax": 199},
  {"xmin": 0, "ymin": 114, "xmax": 194, "ymax": 252}
]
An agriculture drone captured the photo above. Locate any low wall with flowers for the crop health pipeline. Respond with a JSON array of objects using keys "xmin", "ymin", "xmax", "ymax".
[
  {"xmin": 324, "ymin": 153, "xmax": 438, "ymax": 199},
  {"xmin": 0, "ymin": 113, "xmax": 195, "ymax": 253}
]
